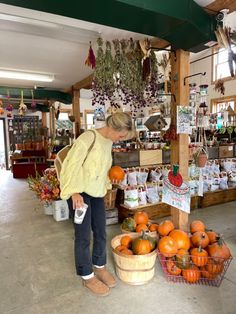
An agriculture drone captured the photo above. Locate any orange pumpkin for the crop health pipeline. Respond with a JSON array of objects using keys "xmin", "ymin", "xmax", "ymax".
[
  {"xmin": 190, "ymin": 220, "xmax": 205, "ymax": 234},
  {"xmin": 158, "ymin": 220, "xmax": 175, "ymax": 236},
  {"xmin": 132, "ymin": 232, "xmax": 152, "ymax": 255},
  {"xmin": 200, "ymin": 265, "xmax": 217, "ymax": 280},
  {"xmin": 207, "ymin": 238, "xmax": 231, "ymax": 262},
  {"xmin": 120, "ymin": 248, "xmax": 134, "ymax": 255},
  {"xmin": 136, "ymin": 223, "xmax": 149, "ymax": 233},
  {"xmin": 169, "ymin": 229, "xmax": 190, "ymax": 250},
  {"xmin": 108, "ymin": 166, "xmax": 125, "ymax": 181},
  {"xmin": 148, "ymin": 223, "xmax": 158, "ymax": 232},
  {"xmin": 115, "ymin": 245, "xmax": 127, "ymax": 252},
  {"xmin": 206, "ymin": 259, "xmax": 224, "ymax": 275},
  {"xmin": 206, "ymin": 230, "xmax": 218, "ymax": 244},
  {"xmin": 190, "ymin": 247, "xmax": 208, "ymax": 267},
  {"xmin": 166, "ymin": 259, "xmax": 182, "ymax": 276},
  {"xmin": 191, "ymin": 231, "xmax": 209, "ymax": 248},
  {"xmin": 158, "ymin": 236, "xmax": 178, "ymax": 257},
  {"xmin": 182, "ymin": 265, "xmax": 200, "ymax": 283},
  {"xmin": 120, "ymin": 235, "xmax": 132, "ymax": 248},
  {"xmin": 134, "ymin": 211, "xmax": 149, "ymax": 225}
]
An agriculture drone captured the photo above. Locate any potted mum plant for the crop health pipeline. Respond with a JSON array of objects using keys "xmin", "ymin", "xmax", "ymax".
[{"xmin": 193, "ymin": 146, "xmax": 208, "ymax": 168}]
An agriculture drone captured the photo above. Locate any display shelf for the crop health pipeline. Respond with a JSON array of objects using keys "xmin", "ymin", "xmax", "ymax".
[{"xmin": 199, "ymin": 187, "xmax": 236, "ymax": 208}]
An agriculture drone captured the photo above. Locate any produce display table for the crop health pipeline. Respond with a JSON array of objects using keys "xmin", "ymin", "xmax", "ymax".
[{"xmin": 199, "ymin": 187, "xmax": 236, "ymax": 208}]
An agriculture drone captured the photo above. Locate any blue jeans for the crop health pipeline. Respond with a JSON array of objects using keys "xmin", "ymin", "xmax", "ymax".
[{"xmin": 67, "ymin": 193, "xmax": 106, "ymax": 276}]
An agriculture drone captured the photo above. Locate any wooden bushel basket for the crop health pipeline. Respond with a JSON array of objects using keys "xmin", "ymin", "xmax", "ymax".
[{"xmin": 111, "ymin": 233, "xmax": 157, "ymax": 285}]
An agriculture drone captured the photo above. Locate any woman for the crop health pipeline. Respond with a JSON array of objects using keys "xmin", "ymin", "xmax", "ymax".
[{"xmin": 60, "ymin": 112, "xmax": 133, "ymax": 296}]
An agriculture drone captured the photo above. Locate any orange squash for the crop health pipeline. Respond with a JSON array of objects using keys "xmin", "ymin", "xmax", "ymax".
[
  {"xmin": 191, "ymin": 231, "xmax": 209, "ymax": 248},
  {"xmin": 158, "ymin": 236, "xmax": 178, "ymax": 257},
  {"xmin": 149, "ymin": 223, "xmax": 158, "ymax": 232},
  {"xmin": 134, "ymin": 211, "xmax": 149, "ymax": 225},
  {"xmin": 158, "ymin": 220, "xmax": 175, "ymax": 236},
  {"xmin": 120, "ymin": 248, "xmax": 134, "ymax": 255},
  {"xmin": 120, "ymin": 235, "xmax": 132, "ymax": 248},
  {"xmin": 190, "ymin": 220, "xmax": 205, "ymax": 234},
  {"xmin": 136, "ymin": 223, "xmax": 149, "ymax": 233},
  {"xmin": 108, "ymin": 166, "xmax": 125, "ymax": 181},
  {"xmin": 169, "ymin": 229, "xmax": 190, "ymax": 250},
  {"xmin": 115, "ymin": 245, "xmax": 127, "ymax": 252}
]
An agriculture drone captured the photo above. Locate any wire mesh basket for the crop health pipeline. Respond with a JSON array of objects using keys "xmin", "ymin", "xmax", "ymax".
[
  {"xmin": 104, "ymin": 188, "xmax": 117, "ymax": 209},
  {"xmin": 157, "ymin": 250, "xmax": 233, "ymax": 287}
]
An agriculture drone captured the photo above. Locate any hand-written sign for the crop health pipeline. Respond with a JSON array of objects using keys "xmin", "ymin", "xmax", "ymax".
[
  {"xmin": 162, "ymin": 178, "xmax": 191, "ymax": 213},
  {"xmin": 177, "ymin": 106, "xmax": 193, "ymax": 134}
]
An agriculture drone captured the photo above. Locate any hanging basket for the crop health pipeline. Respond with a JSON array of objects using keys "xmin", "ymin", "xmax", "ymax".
[{"xmin": 193, "ymin": 147, "xmax": 208, "ymax": 168}]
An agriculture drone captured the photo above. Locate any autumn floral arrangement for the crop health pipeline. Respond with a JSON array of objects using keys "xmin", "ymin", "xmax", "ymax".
[{"xmin": 28, "ymin": 168, "xmax": 60, "ymax": 204}]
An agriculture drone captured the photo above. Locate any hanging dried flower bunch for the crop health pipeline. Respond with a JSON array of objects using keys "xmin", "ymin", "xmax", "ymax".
[
  {"xmin": 214, "ymin": 78, "xmax": 225, "ymax": 95},
  {"xmin": 91, "ymin": 37, "xmax": 161, "ymax": 117}
]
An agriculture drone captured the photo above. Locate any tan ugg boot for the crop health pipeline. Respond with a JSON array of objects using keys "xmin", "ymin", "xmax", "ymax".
[
  {"xmin": 94, "ymin": 266, "xmax": 117, "ymax": 288},
  {"xmin": 82, "ymin": 276, "xmax": 110, "ymax": 296}
]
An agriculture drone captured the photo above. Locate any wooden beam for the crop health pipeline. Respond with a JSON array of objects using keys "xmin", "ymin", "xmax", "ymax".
[
  {"xmin": 73, "ymin": 74, "xmax": 94, "ymax": 91},
  {"xmin": 170, "ymin": 48, "xmax": 190, "ymax": 232},
  {"xmin": 72, "ymin": 89, "xmax": 81, "ymax": 138},
  {"xmin": 204, "ymin": 0, "xmax": 236, "ymax": 14}
]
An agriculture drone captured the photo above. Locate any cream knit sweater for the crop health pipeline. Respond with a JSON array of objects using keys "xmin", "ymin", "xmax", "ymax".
[{"xmin": 60, "ymin": 130, "xmax": 112, "ymax": 200}]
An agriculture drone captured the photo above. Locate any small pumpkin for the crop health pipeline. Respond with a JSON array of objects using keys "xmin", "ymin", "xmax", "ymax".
[
  {"xmin": 169, "ymin": 229, "xmax": 190, "ymax": 250},
  {"xmin": 190, "ymin": 220, "xmax": 205, "ymax": 234},
  {"xmin": 147, "ymin": 235, "xmax": 157, "ymax": 251},
  {"xmin": 108, "ymin": 165, "xmax": 125, "ymax": 181},
  {"xmin": 191, "ymin": 231, "xmax": 209, "ymax": 248},
  {"xmin": 207, "ymin": 237, "xmax": 231, "ymax": 262},
  {"xmin": 121, "ymin": 217, "xmax": 136, "ymax": 232},
  {"xmin": 190, "ymin": 246, "xmax": 208, "ymax": 267},
  {"xmin": 182, "ymin": 265, "xmax": 200, "ymax": 283},
  {"xmin": 175, "ymin": 249, "xmax": 190, "ymax": 269},
  {"xmin": 206, "ymin": 259, "xmax": 224, "ymax": 275},
  {"xmin": 149, "ymin": 223, "xmax": 158, "ymax": 232},
  {"xmin": 132, "ymin": 231, "xmax": 152, "ymax": 255},
  {"xmin": 134, "ymin": 211, "xmax": 149, "ymax": 225},
  {"xmin": 200, "ymin": 265, "xmax": 217, "ymax": 280},
  {"xmin": 115, "ymin": 245, "xmax": 127, "ymax": 252},
  {"xmin": 120, "ymin": 235, "xmax": 132, "ymax": 248},
  {"xmin": 158, "ymin": 236, "xmax": 178, "ymax": 257},
  {"xmin": 166, "ymin": 259, "xmax": 182, "ymax": 276},
  {"xmin": 158, "ymin": 220, "xmax": 175, "ymax": 236},
  {"xmin": 120, "ymin": 248, "xmax": 134, "ymax": 255},
  {"xmin": 206, "ymin": 230, "xmax": 218, "ymax": 244},
  {"xmin": 136, "ymin": 223, "xmax": 149, "ymax": 233},
  {"xmin": 168, "ymin": 165, "xmax": 183, "ymax": 187}
]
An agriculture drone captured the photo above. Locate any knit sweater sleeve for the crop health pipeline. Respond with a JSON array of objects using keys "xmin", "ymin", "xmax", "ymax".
[{"xmin": 59, "ymin": 133, "xmax": 94, "ymax": 200}]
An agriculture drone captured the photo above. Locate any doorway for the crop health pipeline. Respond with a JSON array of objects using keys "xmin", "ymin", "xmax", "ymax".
[{"xmin": 0, "ymin": 118, "xmax": 8, "ymax": 170}]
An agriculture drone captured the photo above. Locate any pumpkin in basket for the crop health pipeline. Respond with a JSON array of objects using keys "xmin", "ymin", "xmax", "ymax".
[
  {"xmin": 190, "ymin": 220, "xmax": 205, "ymax": 234},
  {"xmin": 108, "ymin": 166, "xmax": 125, "ymax": 181},
  {"xmin": 207, "ymin": 237, "xmax": 231, "ymax": 262},
  {"xmin": 182, "ymin": 265, "xmax": 201, "ymax": 283},
  {"xmin": 200, "ymin": 265, "xmax": 217, "ymax": 280},
  {"xmin": 190, "ymin": 247, "xmax": 208, "ymax": 267},
  {"xmin": 136, "ymin": 223, "xmax": 149, "ymax": 233},
  {"xmin": 158, "ymin": 220, "xmax": 175, "ymax": 236},
  {"xmin": 169, "ymin": 229, "xmax": 190, "ymax": 250},
  {"xmin": 166, "ymin": 259, "xmax": 182, "ymax": 276},
  {"xmin": 120, "ymin": 235, "xmax": 132, "ymax": 248},
  {"xmin": 175, "ymin": 249, "xmax": 190, "ymax": 269},
  {"xmin": 158, "ymin": 236, "xmax": 178, "ymax": 257},
  {"xmin": 132, "ymin": 231, "xmax": 152, "ymax": 255},
  {"xmin": 121, "ymin": 217, "xmax": 136, "ymax": 232},
  {"xmin": 134, "ymin": 211, "xmax": 149, "ymax": 225}
]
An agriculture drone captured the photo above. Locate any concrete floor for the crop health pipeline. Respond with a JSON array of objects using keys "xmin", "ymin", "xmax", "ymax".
[{"xmin": 0, "ymin": 169, "xmax": 236, "ymax": 314}]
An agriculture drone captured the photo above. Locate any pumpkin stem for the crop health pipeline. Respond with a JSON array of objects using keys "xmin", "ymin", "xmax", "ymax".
[
  {"xmin": 198, "ymin": 245, "xmax": 203, "ymax": 253},
  {"xmin": 173, "ymin": 164, "xmax": 179, "ymax": 176}
]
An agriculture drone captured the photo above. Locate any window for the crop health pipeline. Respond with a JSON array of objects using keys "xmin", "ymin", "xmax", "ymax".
[
  {"xmin": 211, "ymin": 96, "xmax": 236, "ymax": 114},
  {"xmin": 213, "ymin": 46, "xmax": 236, "ymax": 81},
  {"xmin": 84, "ymin": 110, "xmax": 94, "ymax": 129}
]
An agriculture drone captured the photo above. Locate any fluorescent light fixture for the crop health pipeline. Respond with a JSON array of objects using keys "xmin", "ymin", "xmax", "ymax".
[{"xmin": 0, "ymin": 69, "xmax": 54, "ymax": 82}]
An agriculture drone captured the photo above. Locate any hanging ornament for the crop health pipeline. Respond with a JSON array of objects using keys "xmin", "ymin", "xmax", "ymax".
[
  {"xmin": 55, "ymin": 103, "xmax": 60, "ymax": 120},
  {"xmin": 85, "ymin": 42, "xmax": 96, "ymax": 69},
  {"xmin": 18, "ymin": 90, "xmax": 27, "ymax": 116},
  {"xmin": 31, "ymin": 90, "xmax": 37, "ymax": 110}
]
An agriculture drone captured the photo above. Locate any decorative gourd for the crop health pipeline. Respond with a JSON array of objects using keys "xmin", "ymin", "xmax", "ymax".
[
  {"xmin": 175, "ymin": 249, "xmax": 190, "ymax": 269},
  {"xmin": 120, "ymin": 235, "xmax": 132, "ymax": 248},
  {"xmin": 132, "ymin": 231, "xmax": 152, "ymax": 255},
  {"xmin": 169, "ymin": 229, "xmax": 190, "ymax": 250},
  {"xmin": 134, "ymin": 211, "xmax": 149, "ymax": 225},
  {"xmin": 136, "ymin": 223, "xmax": 149, "ymax": 233},
  {"xmin": 121, "ymin": 217, "xmax": 136, "ymax": 232},
  {"xmin": 108, "ymin": 166, "xmax": 125, "ymax": 181},
  {"xmin": 182, "ymin": 265, "xmax": 201, "ymax": 283},
  {"xmin": 207, "ymin": 237, "xmax": 231, "ymax": 261},
  {"xmin": 168, "ymin": 165, "xmax": 183, "ymax": 187},
  {"xmin": 190, "ymin": 220, "xmax": 205, "ymax": 234},
  {"xmin": 191, "ymin": 231, "xmax": 209, "ymax": 248},
  {"xmin": 190, "ymin": 247, "xmax": 208, "ymax": 267},
  {"xmin": 158, "ymin": 220, "xmax": 175, "ymax": 236},
  {"xmin": 166, "ymin": 259, "xmax": 182, "ymax": 276},
  {"xmin": 158, "ymin": 236, "xmax": 178, "ymax": 257}
]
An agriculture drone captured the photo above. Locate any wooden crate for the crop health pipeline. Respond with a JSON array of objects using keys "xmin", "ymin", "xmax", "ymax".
[
  {"xmin": 208, "ymin": 147, "xmax": 219, "ymax": 159},
  {"xmin": 139, "ymin": 150, "xmax": 162, "ymax": 166},
  {"xmin": 199, "ymin": 188, "xmax": 236, "ymax": 208},
  {"xmin": 118, "ymin": 202, "xmax": 170, "ymax": 222},
  {"xmin": 112, "ymin": 151, "xmax": 139, "ymax": 168},
  {"xmin": 219, "ymin": 145, "xmax": 234, "ymax": 158}
]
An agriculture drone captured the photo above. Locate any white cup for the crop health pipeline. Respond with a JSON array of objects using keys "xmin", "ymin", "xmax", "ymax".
[{"xmin": 74, "ymin": 204, "xmax": 88, "ymax": 224}]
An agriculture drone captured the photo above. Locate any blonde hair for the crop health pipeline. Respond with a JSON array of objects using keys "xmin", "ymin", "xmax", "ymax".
[{"xmin": 106, "ymin": 112, "xmax": 134, "ymax": 139}]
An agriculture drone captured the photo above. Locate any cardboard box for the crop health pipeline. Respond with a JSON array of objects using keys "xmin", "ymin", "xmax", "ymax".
[{"xmin": 139, "ymin": 149, "xmax": 162, "ymax": 166}]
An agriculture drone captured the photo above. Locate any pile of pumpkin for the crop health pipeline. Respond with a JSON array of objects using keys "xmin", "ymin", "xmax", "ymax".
[
  {"xmin": 121, "ymin": 211, "xmax": 158, "ymax": 233},
  {"xmin": 157, "ymin": 219, "xmax": 232, "ymax": 283}
]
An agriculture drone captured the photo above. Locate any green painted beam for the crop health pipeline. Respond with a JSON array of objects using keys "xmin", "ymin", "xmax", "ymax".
[{"xmin": 0, "ymin": 0, "xmax": 216, "ymax": 52}]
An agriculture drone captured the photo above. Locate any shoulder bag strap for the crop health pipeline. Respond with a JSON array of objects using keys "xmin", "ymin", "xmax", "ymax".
[{"xmin": 82, "ymin": 130, "xmax": 96, "ymax": 166}]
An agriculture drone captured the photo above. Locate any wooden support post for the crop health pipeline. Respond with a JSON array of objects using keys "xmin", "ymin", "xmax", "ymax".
[
  {"xmin": 170, "ymin": 48, "xmax": 190, "ymax": 231},
  {"xmin": 72, "ymin": 89, "xmax": 81, "ymax": 138}
]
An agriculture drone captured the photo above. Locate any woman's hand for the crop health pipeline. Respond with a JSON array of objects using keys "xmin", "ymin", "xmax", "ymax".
[{"xmin": 72, "ymin": 193, "xmax": 84, "ymax": 209}]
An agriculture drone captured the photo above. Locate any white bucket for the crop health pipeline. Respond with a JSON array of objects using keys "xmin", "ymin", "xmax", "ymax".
[{"xmin": 43, "ymin": 203, "xmax": 53, "ymax": 215}]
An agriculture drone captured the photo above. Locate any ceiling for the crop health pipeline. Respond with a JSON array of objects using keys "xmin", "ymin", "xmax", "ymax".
[{"xmin": 0, "ymin": 1, "xmax": 235, "ymax": 93}]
